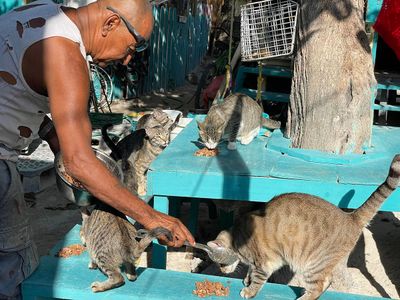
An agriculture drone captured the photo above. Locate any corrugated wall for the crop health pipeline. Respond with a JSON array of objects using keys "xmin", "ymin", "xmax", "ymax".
[{"xmin": 143, "ymin": 5, "xmax": 210, "ymax": 93}]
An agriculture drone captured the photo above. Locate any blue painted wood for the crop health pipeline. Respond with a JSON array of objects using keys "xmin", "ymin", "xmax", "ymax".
[
  {"xmin": 236, "ymin": 88, "xmax": 290, "ymax": 103},
  {"xmin": 148, "ymin": 118, "xmax": 400, "ymax": 212},
  {"xmin": 188, "ymin": 198, "xmax": 200, "ymax": 235},
  {"xmin": 0, "ymin": 0, "xmax": 22, "ymax": 15},
  {"xmin": 267, "ymin": 127, "xmax": 391, "ymax": 165},
  {"xmin": 160, "ymin": 7, "xmax": 167, "ymax": 91},
  {"xmin": 237, "ymin": 66, "xmax": 293, "ymax": 79},
  {"xmin": 187, "ymin": 15, "xmax": 192, "ymax": 78},
  {"xmin": 371, "ymin": 31, "xmax": 380, "ymax": 66},
  {"xmin": 22, "ymin": 225, "xmax": 390, "ymax": 300},
  {"xmin": 170, "ymin": 9, "xmax": 177, "ymax": 89},
  {"xmin": 377, "ymin": 83, "xmax": 400, "ymax": 91},
  {"xmin": 152, "ymin": 195, "xmax": 168, "ymax": 269},
  {"xmin": 154, "ymin": 8, "xmax": 161, "ymax": 91},
  {"xmin": 366, "ymin": 0, "xmax": 383, "ymax": 24},
  {"xmin": 182, "ymin": 22, "xmax": 188, "ymax": 86},
  {"xmin": 373, "ymin": 104, "xmax": 400, "ymax": 112},
  {"xmin": 234, "ymin": 65, "xmax": 292, "ymax": 104},
  {"xmin": 166, "ymin": 8, "xmax": 173, "ymax": 90}
]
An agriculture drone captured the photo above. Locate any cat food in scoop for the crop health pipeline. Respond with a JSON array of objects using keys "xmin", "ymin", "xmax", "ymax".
[
  {"xmin": 194, "ymin": 148, "xmax": 219, "ymax": 157},
  {"xmin": 60, "ymin": 169, "xmax": 86, "ymax": 190}
]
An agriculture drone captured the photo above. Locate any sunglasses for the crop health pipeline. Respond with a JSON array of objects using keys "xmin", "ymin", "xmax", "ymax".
[{"xmin": 106, "ymin": 6, "xmax": 148, "ymax": 53}]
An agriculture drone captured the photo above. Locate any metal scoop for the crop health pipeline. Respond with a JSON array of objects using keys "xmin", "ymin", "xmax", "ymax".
[
  {"xmin": 183, "ymin": 241, "xmax": 238, "ymax": 265},
  {"xmin": 135, "ymin": 229, "xmax": 238, "ymax": 265}
]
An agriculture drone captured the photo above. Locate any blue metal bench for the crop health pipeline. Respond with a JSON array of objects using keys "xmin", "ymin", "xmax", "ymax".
[
  {"xmin": 233, "ymin": 65, "xmax": 292, "ymax": 103},
  {"xmin": 22, "ymin": 225, "xmax": 390, "ymax": 300}
]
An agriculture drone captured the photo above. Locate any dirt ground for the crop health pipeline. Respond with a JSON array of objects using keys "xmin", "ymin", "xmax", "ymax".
[{"xmin": 26, "ymin": 60, "xmax": 400, "ymax": 299}]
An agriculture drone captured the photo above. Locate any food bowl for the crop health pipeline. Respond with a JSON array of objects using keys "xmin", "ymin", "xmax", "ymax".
[{"xmin": 55, "ymin": 148, "xmax": 123, "ymax": 206}]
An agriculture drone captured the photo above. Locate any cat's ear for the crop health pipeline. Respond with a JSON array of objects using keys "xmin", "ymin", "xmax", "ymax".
[
  {"xmin": 197, "ymin": 120, "xmax": 205, "ymax": 132},
  {"xmin": 80, "ymin": 207, "xmax": 90, "ymax": 222},
  {"xmin": 164, "ymin": 118, "xmax": 175, "ymax": 130},
  {"xmin": 153, "ymin": 108, "xmax": 164, "ymax": 118}
]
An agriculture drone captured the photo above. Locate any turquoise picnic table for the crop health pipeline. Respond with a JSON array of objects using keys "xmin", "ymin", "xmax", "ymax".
[
  {"xmin": 147, "ymin": 116, "xmax": 400, "ymax": 269},
  {"xmin": 22, "ymin": 225, "xmax": 389, "ymax": 300}
]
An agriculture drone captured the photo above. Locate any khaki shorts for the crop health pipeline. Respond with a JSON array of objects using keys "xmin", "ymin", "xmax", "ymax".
[{"xmin": 0, "ymin": 160, "xmax": 38, "ymax": 299}]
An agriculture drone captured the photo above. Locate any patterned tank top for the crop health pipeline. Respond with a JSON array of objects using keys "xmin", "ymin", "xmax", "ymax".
[{"xmin": 0, "ymin": 0, "xmax": 86, "ymax": 161}]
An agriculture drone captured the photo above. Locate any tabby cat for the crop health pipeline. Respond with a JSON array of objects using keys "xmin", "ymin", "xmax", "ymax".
[
  {"xmin": 136, "ymin": 108, "xmax": 172, "ymax": 130},
  {"xmin": 197, "ymin": 93, "xmax": 280, "ymax": 150},
  {"xmin": 102, "ymin": 110, "xmax": 175, "ymax": 195},
  {"xmin": 207, "ymin": 154, "xmax": 400, "ymax": 299},
  {"xmin": 80, "ymin": 204, "xmax": 171, "ymax": 292}
]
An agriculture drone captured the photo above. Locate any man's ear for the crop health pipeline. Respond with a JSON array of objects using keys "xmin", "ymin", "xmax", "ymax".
[{"xmin": 102, "ymin": 14, "xmax": 121, "ymax": 36}]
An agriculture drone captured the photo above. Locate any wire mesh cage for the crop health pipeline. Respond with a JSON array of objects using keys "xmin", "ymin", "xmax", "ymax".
[{"xmin": 240, "ymin": 0, "xmax": 299, "ymax": 62}]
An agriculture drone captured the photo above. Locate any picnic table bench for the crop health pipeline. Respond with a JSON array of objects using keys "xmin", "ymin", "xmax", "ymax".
[{"xmin": 21, "ymin": 225, "xmax": 390, "ymax": 300}]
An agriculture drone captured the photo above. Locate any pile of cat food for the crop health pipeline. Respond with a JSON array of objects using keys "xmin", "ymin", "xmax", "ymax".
[
  {"xmin": 60, "ymin": 169, "xmax": 86, "ymax": 190},
  {"xmin": 194, "ymin": 148, "xmax": 219, "ymax": 157},
  {"xmin": 192, "ymin": 280, "xmax": 229, "ymax": 297},
  {"xmin": 56, "ymin": 244, "xmax": 86, "ymax": 258}
]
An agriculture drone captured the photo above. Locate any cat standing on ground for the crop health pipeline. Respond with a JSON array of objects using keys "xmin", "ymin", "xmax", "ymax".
[
  {"xmin": 197, "ymin": 93, "xmax": 280, "ymax": 150},
  {"xmin": 80, "ymin": 205, "xmax": 171, "ymax": 292},
  {"xmin": 207, "ymin": 154, "xmax": 400, "ymax": 299}
]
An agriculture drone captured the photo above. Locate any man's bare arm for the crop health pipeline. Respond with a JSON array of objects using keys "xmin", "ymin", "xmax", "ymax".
[{"xmin": 37, "ymin": 37, "xmax": 194, "ymax": 247}]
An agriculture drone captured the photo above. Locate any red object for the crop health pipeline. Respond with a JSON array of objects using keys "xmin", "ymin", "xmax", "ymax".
[
  {"xmin": 373, "ymin": 0, "xmax": 400, "ymax": 60},
  {"xmin": 201, "ymin": 75, "xmax": 225, "ymax": 108}
]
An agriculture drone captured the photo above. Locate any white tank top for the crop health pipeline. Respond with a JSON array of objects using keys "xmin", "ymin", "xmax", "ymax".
[{"xmin": 0, "ymin": 0, "xmax": 86, "ymax": 161}]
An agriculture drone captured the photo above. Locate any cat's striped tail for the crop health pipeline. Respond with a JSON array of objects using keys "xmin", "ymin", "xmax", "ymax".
[
  {"xmin": 137, "ymin": 227, "xmax": 173, "ymax": 251},
  {"xmin": 261, "ymin": 117, "xmax": 281, "ymax": 129},
  {"xmin": 353, "ymin": 154, "xmax": 400, "ymax": 227}
]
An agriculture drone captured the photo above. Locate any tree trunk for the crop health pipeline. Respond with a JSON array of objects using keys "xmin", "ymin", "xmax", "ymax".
[{"xmin": 286, "ymin": 0, "xmax": 376, "ymax": 154}]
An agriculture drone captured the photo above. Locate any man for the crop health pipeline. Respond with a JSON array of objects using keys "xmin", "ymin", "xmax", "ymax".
[{"xmin": 0, "ymin": 0, "xmax": 195, "ymax": 298}]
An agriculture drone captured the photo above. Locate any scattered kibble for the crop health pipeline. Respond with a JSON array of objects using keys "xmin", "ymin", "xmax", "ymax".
[
  {"xmin": 56, "ymin": 244, "xmax": 86, "ymax": 258},
  {"xmin": 193, "ymin": 279, "xmax": 229, "ymax": 297},
  {"xmin": 194, "ymin": 148, "xmax": 219, "ymax": 157}
]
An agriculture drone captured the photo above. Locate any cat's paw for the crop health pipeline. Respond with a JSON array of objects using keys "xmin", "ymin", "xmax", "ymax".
[
  {"xmin": 88, "ymin": 261, "xmax": 98, "ymax": 269},
  {"xmin": 227, "ymin": 142, "xmax": 237, "ymax": 150},
  {"xmin": 126, "ymin": 273, "xmax": 138, "ymax": 281},
  {"xmin": 240, "ymin": 287, "xmax": 257, "ymax": 299},
  {"xmin": 91, "ymin": 281, "xmax": 105, "ymax": 292},
  {"xmin": 240, "ymin": 137, "xmax": 254, "ymax": 145}
]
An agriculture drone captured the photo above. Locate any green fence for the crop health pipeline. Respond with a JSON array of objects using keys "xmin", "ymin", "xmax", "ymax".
[{"xmin": 143, "ymin": 6, "xmax": 210, "ymax": 93}]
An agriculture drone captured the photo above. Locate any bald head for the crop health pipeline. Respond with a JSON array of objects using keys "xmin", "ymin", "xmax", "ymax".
[{"xmin": 98, "ymin": 0, "xmax": 154, "ymax": 40}]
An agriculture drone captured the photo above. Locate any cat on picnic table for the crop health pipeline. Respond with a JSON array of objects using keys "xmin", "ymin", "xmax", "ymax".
[
  {"xmin": 197, "ymin": 93, "xmax": 281, "ymax": 150},
  {"xmin": 80, "ymin": 204, "xmax": 172, "ymax": 292},
  {"xmin": 102, "ymin": 108, "xmax": 176, "ymax": 196},
  {"xmin": 207, "ymin": 154, "xmax": 400, "ymax": 299}
]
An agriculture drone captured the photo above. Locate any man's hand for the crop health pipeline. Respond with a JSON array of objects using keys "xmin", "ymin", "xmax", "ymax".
[{"xmin": 141, "ymin": 209, "xmax": 195, "ymax": 248}]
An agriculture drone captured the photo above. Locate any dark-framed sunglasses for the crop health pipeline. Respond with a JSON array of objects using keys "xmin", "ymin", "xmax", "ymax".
[{"xmin": 106, "ymin": 6, "xmax": 148, "ymax": 53}]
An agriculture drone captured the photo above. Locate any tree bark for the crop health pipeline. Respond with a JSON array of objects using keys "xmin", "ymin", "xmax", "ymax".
[{"xmin": 286, "ymin": 0, "xmax": 376, "ymax": 154}]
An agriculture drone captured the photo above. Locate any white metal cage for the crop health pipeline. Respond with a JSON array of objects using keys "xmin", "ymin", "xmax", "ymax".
[{"xmin": 240, "ymin": 0, "xmax": 299, "ymax": 62}]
